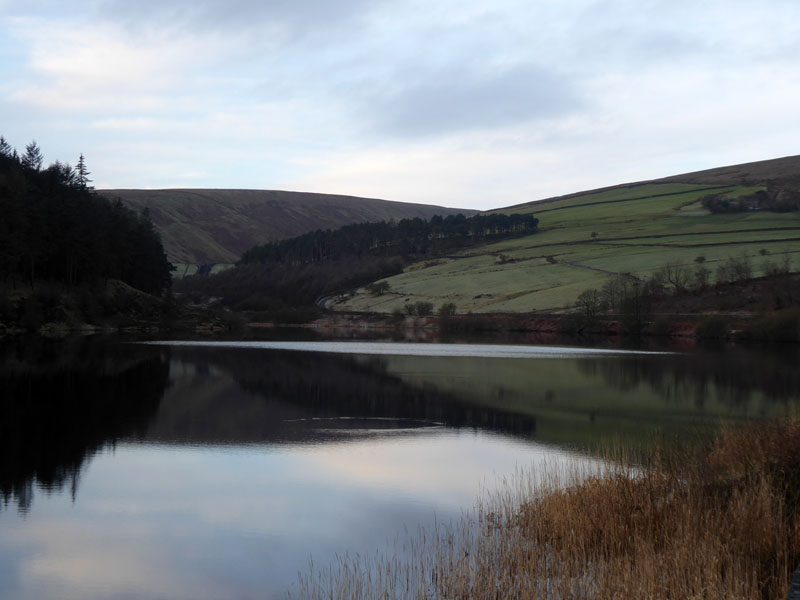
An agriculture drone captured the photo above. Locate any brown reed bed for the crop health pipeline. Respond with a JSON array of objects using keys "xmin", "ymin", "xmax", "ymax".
[{"xmin": 292, "ymin": 418, "xmax": 800, "ymax": 599}]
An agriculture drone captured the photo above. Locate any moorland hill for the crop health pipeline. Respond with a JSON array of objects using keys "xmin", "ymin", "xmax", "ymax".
[{"xmin": 104, "ymin": 188, "xmax": 474, "ymax": 273}]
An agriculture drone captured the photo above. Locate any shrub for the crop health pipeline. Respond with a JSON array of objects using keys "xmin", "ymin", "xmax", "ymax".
[
  {"xmin": 438, "ymin": 302, "xmax": 457, "ymax": 317},
  {"xmin": 365, "ymin": 281, "xmax": 390, "ymax": 296},
  {"xmin": 414, "ymin": 301, "xmax": 434, "ymax": 316}
]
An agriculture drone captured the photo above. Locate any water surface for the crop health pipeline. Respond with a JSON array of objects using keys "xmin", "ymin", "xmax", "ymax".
[{"xmin": 2, "ymin": 337, "xmax": 798, "ymax": 599}]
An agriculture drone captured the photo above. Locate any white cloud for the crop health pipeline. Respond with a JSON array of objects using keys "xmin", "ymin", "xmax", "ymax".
[{"xmin": 1, "ymin": 1, "xmax": 799, "ymax": 208}]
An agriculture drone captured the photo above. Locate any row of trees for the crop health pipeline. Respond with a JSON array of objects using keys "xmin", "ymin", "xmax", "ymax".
[
  {"xmin": 239, "ymin": 212, "xmax": 539, "ymax": 266},
  {"xmin": 572, "ymin": 252, "xmax": 797, "ymax": 333},
  {"xmin": 700, "ymin": 183, "xmax": 800, "ymax": 214},
  {"xmin": 0, "ymin": 138, "xmax": 172, "ymax": 294}
]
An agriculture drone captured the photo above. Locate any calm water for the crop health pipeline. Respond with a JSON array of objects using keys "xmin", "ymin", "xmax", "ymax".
[{"xmin": 2, "ymin": 337, "xmax": 799, "ymax": 599}]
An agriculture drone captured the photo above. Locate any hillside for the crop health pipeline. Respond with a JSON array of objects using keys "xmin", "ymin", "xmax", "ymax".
[
  {"xmin": 329, "ymin": 155, "xmax": 800, "ymax": 314},
  {"xmin": 102, "ymin": 189, "xmax": 474, "ymax": 272}
]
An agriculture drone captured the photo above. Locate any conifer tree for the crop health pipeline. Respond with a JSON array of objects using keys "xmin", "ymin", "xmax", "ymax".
[
  {"xmin": 0, "ymin": 136, "xmax": 13, "ymax": 158},
  {"xmin": 21, "ymin": 141, "xmax": 44, "ymax": 171},
  {"xmin": 75, "ymin": 153, "xmax": 92, "ymax": 189}
]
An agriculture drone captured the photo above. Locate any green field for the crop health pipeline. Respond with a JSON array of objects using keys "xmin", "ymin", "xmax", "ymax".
[{"xmin": 330, "ymin": 181, "xmax": 800, "ymax": 313}]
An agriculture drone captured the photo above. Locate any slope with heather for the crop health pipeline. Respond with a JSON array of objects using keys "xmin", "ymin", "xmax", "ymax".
[{"xmin": 103, "ymin": 188, "xmax": 474, "ymax": 272}]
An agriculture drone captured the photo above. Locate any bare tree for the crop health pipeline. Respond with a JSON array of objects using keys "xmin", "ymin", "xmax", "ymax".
[{"xmin": 659, "ymin": 260, "xmax": 691, "ymax": 292}]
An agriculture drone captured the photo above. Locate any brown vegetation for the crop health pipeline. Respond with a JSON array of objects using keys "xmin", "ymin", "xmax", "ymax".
[
  {"xmin": 295, "ymin": 419, "xmax": 800, "ymax": 599},
  {"xmin": 105, "ymin": 189, "xmax": 473, "ymax": 264}
]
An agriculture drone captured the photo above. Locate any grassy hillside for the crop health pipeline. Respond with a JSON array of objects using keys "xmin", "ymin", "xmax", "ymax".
[
  {"xmin": 330, "ymin": 156, "xmax": 800, "ymax": 314},
  {"xmin": 102, "ymin": 189, "xmax": 474, "ymax": 270}
]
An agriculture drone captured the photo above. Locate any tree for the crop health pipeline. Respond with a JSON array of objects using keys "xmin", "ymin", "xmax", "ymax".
[
  {"xmin": 366, "ymin": 280, "xmax": 390, "ymax": 296},
  {"xmin": 619, "ymin": 285, "xmax": 652, "ymax": 334},
  {"xmin": 693, "ymin": 265, "xmax": 711, "ymax": 291},
  {"xmin": 414, "ymin": 301, "xmax": 434, "ymax": 316},
  {"xmin": 21, "ymin": 141, "xmax": 44, "ymax": 172},
  {"xmin": 601, "ymin": 273, "xmax": 637, "ymax": 311},
  {"xmin": 75, "ymin": 153, "xmax": 92, "ymax": 189},
  {"xmin": 44, "ymin": 161, "xmax": 77, "ymax": 187},
  {"xmin": 575, "ymin": 289, "xmax": 603, "ymax": 325},
  {"xmin": 658, "ymin": 260, "xmax": 691, "ymax": 293},
  {"xmin": 0, "ymin": 136, "xmax": 13, "ymax": 158}
]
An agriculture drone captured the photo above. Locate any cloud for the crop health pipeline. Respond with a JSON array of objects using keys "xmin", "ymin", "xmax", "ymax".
[
  {"xmin": 2, "ymin": 1, "xmax": 800, "ymax": 208},
  {"xmin": 4, "ymin": 17, "xmax": 226, "ymax": 115},
  {"xmin": 365, "ymin": 63, "xmax": 581, "ymax": 138}
]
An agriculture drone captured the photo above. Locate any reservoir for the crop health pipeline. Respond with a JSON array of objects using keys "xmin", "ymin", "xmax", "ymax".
[{"xmin": 1, "ymin": 337, "xmax": 798, "ymax": 599}]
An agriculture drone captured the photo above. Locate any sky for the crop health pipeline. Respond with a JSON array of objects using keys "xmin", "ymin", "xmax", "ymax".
[{"xmin": 1, "ymin": 0, "xmax": 799, "ymax": 210}]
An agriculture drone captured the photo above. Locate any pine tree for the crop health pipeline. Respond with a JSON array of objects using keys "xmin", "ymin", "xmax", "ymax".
[
  {"xmin": 75, "ymin": 153, "xmax": 92, "ymax": 189},
  {"xmin": 0, "ymin": 136, "xmax": 13, "ymax": 158},
  {"xmin": 21, "ymin": 141, "xmax": 44, "ymax": 172}
]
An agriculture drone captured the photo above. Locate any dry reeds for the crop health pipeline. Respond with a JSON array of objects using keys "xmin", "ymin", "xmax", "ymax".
[{"xmin": 292, "ymin": 418, "xmax": 800, "ymax": 599}]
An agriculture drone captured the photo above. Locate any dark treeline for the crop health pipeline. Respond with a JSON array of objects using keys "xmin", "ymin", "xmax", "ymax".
[
  {"xmin": 179, "ymin": 212, "xmax": 538, "ymax": 316},
  {"xmin": 178, "ymin": 256, "xmax": 404, "ymax": 319},
  {"xmin": 239, "ymin": 212, "xmax": 539, "ymax": 265},
  {"xmin": 701, "ymin": 181, "xmax": 800, "ymax": 214},
  {"xmin": 0, "ymin": 138, "xmax": 172, "ymax": 294}
]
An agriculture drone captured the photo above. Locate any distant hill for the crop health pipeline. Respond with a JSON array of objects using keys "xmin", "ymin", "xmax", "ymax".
[
  {"xmin": 101, "ymin": 189, "xmax": 474, "ymax": 267},
  {"xmin": 657, "ymin": 154, "xmax": 800, "ymax": 186},
  {"xmin": 501, "ymin": 154, "xmax": 800, "ymax": 212},
  {"xmin": 331, "ymin": 154, "xmax": 800, "ymax": 314}
]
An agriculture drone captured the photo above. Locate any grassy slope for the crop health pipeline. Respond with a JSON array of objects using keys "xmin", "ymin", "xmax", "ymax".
[
  {"xmin": 332, "ymin": 156, "xmax": 800, "ymax": 314},
  {"xmin": 102, "ymin": 189, "xmax": 475, "ymax": 267}
]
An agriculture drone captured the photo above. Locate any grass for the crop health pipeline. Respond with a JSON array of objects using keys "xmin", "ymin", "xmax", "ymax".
[
  {"xmin": 293, "ymin": 418, "xmax": 800, "ymax": 599},
  {"xmin": 331, "ymin": 181, "xmax": 800, "ymax": 313}
]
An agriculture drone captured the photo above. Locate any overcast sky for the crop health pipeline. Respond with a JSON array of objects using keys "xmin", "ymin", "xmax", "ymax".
[{"xmin": 1, "ymin": 0, "xmax": 798, "ymax": 209}]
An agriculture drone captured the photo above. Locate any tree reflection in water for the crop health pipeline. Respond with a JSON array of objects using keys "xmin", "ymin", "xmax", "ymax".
[{"xmin": 0, "ymin": 337, "xmax": 170, "ymax": 512}]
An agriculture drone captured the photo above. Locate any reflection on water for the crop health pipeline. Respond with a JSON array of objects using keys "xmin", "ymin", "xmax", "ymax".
[
  {"xmin": 1, "ymin": 337, "xmax": 799, "ymax": 600},
  {"xmin": 146, "ymin": 339, "xmax": 670, "ymax": 358},
  {"xmin": 0, "ymin": 338, "xmax": 170, "ymax": 512}
]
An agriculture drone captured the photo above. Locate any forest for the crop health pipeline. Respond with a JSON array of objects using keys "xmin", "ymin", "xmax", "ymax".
[
  {"xmin": 0, "ymin": 138, "xmax": 172, "ymax": 294},
  {"xmin": 179, "ymin": 212, "xmax": 539, "ymax": 318},
  {"xmin": 239, "ymin": 212, "xmax": 539, "ymax": 265}
]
